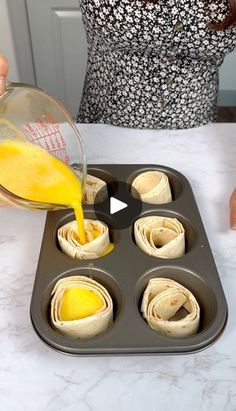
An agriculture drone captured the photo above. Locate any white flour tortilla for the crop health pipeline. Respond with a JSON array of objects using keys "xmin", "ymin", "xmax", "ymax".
[
  {"xmin": 58, "ymin": 219, "xmax": 111, "ymax": 260},
  {"xmin": 134, "ymin": 216, "xmax": 185, "ymax": 258},
  {"xmin": 141, "ymin": 278, "xmax": 200, "ymax": 337},
  {"xmin": 131, "ymin": 171, "xmax": 172, "ymax": 204},
  {"xmin": 51, "ymin": 275, "xmax": 113, "ymax": 338},
  {"xmin": 83, "ymin": 174, "xmax": 108, "ymax": 205}
]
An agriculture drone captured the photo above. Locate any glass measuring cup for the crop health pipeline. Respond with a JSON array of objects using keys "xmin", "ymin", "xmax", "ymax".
[{"xmin": 0, "ymin": 81, "xmax": 86, "ymax": 209}]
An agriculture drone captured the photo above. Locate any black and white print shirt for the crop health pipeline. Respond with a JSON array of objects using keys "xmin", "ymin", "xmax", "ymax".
[{"xmin": 77, "ymin": 0, "xmax": 236, "ymax": 129}]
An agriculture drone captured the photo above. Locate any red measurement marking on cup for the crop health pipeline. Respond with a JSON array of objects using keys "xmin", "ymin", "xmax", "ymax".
[{"xmin": 23, "ymin": 113, "xmax": 69, "ymax": 163}]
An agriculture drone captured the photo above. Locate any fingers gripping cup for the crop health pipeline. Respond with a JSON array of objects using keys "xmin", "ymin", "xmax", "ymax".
[
  {"xmin": 0, "ymin": 53, "xmax": 9, "ymax": 96},
  {"xmin": 0, "ymin": 81, "xmax": 86, "ymax": 211}
]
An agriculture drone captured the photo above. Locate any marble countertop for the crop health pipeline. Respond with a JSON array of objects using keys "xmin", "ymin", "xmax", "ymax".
[{"xmin": 0, "ymin": 123, "xmax": 236, "ymax": 411}]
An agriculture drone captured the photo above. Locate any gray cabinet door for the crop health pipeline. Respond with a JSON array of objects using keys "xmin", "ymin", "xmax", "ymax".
[
  {"xmin": 219, "ymin": 51, "xmax": 236, "ymax": 106},
  {"xmin": 26, "ymin": 0, "xmax": 87, "ymax": 119}
]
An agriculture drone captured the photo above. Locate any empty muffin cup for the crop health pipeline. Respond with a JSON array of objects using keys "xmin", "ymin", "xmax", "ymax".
[
  {"xmin": 58, "ymin": 218, "xmax": 115, "ymax": 260},
  {"xmin": 134, "ymin": 215, "xmax": 185, "ymax": 258},
  {"xmin": 141, "ymin": 277, "xmax": 200, "ymax": 337},
  {"xmin": 50, "ymin": 275, "xmax": 113, "ymax": 339}
]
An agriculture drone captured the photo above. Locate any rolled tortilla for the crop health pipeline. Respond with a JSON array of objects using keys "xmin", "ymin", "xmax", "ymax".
[
  {"xmin": 50, "ymin": 275, "xmax": 113, "ymax": 338},
  {"xmin": 134, "ymin": 216, "xmax": 185, "ymax": 258},
  {"xmin": 141, "ymin": 278, "xmax": 200, "ymax": 337},
  {"xmin": 83, "ymin": 174, "xmax": 108, "ymax": 205},
  {"xmin": 58, "ymin": 219, "xmax": 112, "ymax": 260},
  {"xmin": 131, "ymin": 171, "xmax": 172, "ymax": 204}
]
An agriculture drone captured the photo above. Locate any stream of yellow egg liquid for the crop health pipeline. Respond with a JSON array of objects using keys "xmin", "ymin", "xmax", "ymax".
[{"xmin": 0, "ymin": 139, "xmax": 86, "ymax": 244}]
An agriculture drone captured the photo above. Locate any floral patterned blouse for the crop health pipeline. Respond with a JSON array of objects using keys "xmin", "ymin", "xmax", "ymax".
[{"xmin": 77, "ymin": 0, "xmax": 236, "ymax": 129}]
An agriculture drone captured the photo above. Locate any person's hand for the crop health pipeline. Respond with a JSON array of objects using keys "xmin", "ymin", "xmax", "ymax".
[
  {"xmin": 0, "ymin": 53, "xmax": 9, "ymax": 95},
  {"xmin": 230, "ymin": 189, "xmax": 236, "ymax": 229}
]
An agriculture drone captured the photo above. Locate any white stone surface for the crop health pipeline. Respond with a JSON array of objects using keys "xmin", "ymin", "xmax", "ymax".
[{"xmin": 0, "ymin": 123, "xmax": 236, "ymax": 411}]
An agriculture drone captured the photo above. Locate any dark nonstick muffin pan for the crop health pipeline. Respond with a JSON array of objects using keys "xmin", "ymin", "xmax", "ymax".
[{"xmin": 30, "ymin": 164, "xmax": 228, "ymax": 355}]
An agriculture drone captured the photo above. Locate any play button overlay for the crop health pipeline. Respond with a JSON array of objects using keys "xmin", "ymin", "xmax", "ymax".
[
  {"xmin": 94, "ymin": 181, "xmax": 142, "ymax": 230},
  {"xmin": 110, "ymin": 197, "xmax": 127, "ymax": 214}
]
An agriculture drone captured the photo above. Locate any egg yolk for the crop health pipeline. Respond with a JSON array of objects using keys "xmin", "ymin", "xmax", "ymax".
[
  {"xmin": 59, "ymin": 287, "xmax": 104, "ymax": 321},
  {"xmin": 100, "ymin": 243, "xmax": 115, "ymax": 257}
]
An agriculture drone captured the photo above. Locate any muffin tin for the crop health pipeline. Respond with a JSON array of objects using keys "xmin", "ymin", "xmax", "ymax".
[{"xmin": 30, "ymin": 164, "xmax": 228, "ymax": 355}]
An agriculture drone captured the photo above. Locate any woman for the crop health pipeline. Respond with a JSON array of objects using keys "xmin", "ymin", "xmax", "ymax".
[
  {"xmin": 77, "ymin": 0, "xmax": 236, "ymax": 129},
  {"xmin": 0, "ymin": 1, "xmax": 236, "ymax": 128}
]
